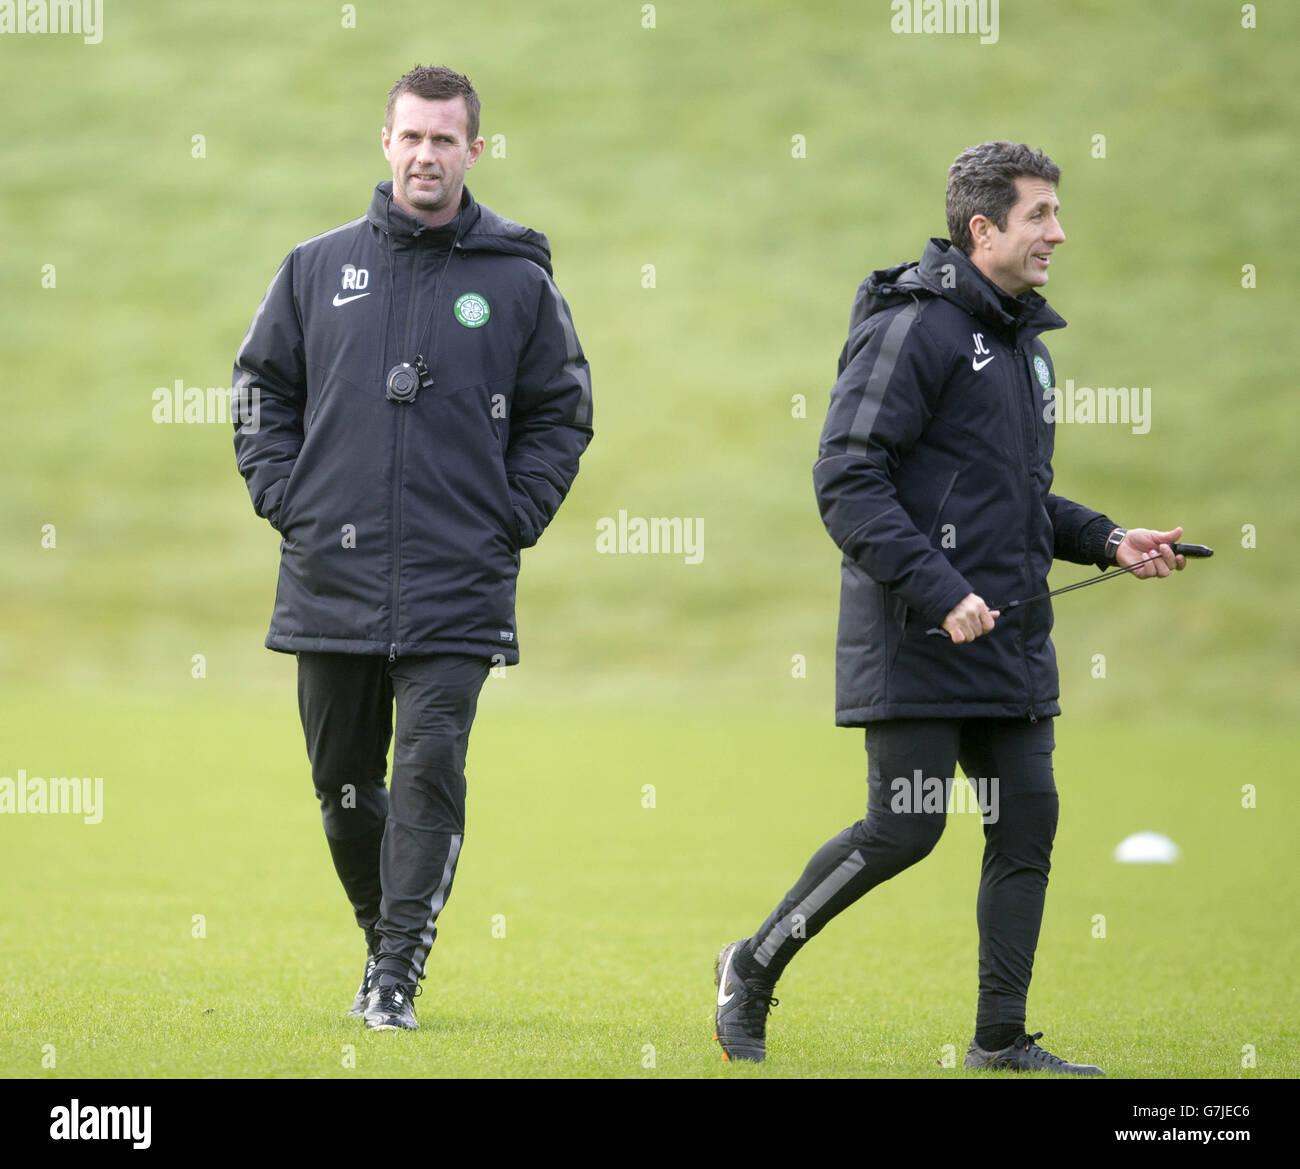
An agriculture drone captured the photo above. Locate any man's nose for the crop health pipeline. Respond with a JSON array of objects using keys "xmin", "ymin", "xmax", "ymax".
[{"xmin": 1045, "ymin": 216, "xmax": 1066, "ymax": 244}]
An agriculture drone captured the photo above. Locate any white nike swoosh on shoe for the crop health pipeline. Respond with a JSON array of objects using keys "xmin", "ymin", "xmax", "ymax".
[
  {"xmin": 332, "ymin": 292, "xmax": 371, "ymax": 307},
  {"xmin": 972, "ymin": 355, "xmax": 995, "ymax": 371},
  {"xmin": 717, "ymin": 949, "xmax": 736, "ymax": 1006}
]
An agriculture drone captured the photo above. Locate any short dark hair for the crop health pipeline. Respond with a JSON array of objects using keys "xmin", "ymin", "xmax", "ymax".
[
  {"xmin": 946, "ymin": 141, "xmax": 1061, "ymax": 255},
  {"xmin": 385, "ymin": 65, "xmax": 480, "ymax": 141}
]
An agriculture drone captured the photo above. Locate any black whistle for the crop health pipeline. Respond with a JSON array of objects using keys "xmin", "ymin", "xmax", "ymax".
[{"xmin": 1170, "ymin": 543, "xmax": 1213, "ymax": 558}]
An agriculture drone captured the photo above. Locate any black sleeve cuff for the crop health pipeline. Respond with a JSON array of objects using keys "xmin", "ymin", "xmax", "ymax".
[{"xmin": 1080, "ymin": 516, "xmax": 1119, "ymax": 569}]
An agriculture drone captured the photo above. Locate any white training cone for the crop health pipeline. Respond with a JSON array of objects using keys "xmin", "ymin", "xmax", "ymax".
[{"xmin": 1114, "ymin": 832, "xmax": 1180, "ymax": 864}]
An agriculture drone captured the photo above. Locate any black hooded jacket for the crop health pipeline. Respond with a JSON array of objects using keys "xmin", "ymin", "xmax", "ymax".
[
  {"xmin": 232, "ymin": 182, "xmax": 593, "ymax": 663},
  {"xmin": 814, "ymin": 238, "xmax": 1113, "ymax": 724}
]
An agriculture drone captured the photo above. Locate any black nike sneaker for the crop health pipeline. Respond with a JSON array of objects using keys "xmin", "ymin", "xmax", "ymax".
[
  {"xmin": 364, "ymin": 982, "xmax": 421, "ymax": 1031},
  {"xmin": 713, "ymin": 939, "xmax": 778, "ymax": 1063},
  {"xmin": 347, "ymin": 953, "xmax": 379, "ymax": 1019},
  {"xmin": 964, "ymin": 1031, "xmax": 1104, "ymax": 1076}
]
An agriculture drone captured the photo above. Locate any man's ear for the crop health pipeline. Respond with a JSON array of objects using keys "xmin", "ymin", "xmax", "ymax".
[
  {"xmin": 466, "ymin": 135, "xmax": 485, "ymax": 168},
  {"xmin": 968, "ymin": 213, "xmax": 995, "ymax": 250},
  {"xmin": 381, "ymin": 125, "xmax": 392, "ymax": 161}
]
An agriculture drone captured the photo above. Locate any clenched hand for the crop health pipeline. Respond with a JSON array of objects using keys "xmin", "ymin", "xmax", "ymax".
[{"xmin": 941, "ymin": 593, "xmax": 1001, "ymax": 644}]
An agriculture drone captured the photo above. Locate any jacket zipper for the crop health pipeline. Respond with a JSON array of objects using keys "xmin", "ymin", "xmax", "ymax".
[
  {"xmin": 1026, "ymin": 350, "xmax": 1044, "ymax": 722},
  {"xmin": 389, "ymin": 403, "xmax": 404, "ymax": 663},
  {"xmin": 389, "ymin": 245, "xmax": 420, "ymax": 663},
  {"xmin": 1008, "ymin": 335, "xmax": 1038, "ymax": 721}
]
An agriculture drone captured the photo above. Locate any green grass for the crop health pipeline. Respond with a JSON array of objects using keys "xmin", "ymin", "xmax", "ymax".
[{"xmin": 2, "ymin": 685, "xmax": 1295, "ymax": 1078}]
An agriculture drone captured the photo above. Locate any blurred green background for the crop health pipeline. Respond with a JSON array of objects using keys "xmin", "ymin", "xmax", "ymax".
[
  {"xmin": 3, "ymin": 0, "xmax": 1297, "ymax": 718},
  {"xmin": 1, "ymin": 0, "xmax": 1296, "ymax": 1079}
]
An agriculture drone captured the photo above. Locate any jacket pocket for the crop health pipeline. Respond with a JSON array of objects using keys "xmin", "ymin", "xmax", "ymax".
[
  {"xmin": 483, "ymin": 448, "xmax": 521, "ymax": 551},
  {"xmin": 506, "ymin": 502, "xmax": 523, "ymax": 550},
  {"xmin": 926, "ymin": 468, "xmax": 961, "ymax": 544},
  {"xmin": 884, "ymin": 584, "xmax": 908, "ymax": 671},
  {"xmin": 275, "ymin": 463, "xmax": 305, "ymax": 534}
]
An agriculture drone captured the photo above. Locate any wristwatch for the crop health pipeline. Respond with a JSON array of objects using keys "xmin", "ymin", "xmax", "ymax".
[{"xmin": 1104, "ymin": 527, "xmax": 1128, "ymax": 563}]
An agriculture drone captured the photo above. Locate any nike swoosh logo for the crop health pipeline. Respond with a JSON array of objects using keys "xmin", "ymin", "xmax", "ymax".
[
  {"xmin": 717, "ymin": 950, "xmax": 736, "ymax": 1006},
  {"xmin": 972, "ymin": 355, "xmax": 995, "ymax": 371},
  {"xmin": 332, "ymin": 292, "xmax": 371, "ymax": 307}
]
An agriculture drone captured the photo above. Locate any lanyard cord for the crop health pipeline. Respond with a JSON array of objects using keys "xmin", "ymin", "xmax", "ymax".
[{"xmin": 383, "ymin": 193, "xmax": 464, "ymax": 388}]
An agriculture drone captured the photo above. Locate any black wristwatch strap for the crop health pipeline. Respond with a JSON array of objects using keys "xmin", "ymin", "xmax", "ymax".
[{"xmin": 1104, "ymin": 527, "xmax": 1127, "ymax": 563}]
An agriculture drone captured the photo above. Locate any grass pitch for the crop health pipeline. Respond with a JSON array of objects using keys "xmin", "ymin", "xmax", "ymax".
[{"xmin": 2, "ymin": 684, "xmax": 1295, "ymax": 1079}]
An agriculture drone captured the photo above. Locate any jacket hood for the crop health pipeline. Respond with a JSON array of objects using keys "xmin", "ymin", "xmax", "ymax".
[
  {"xmin": 852, "ymin": 237, "xmax": 1065, "ymax": 337},
  {"xmin": 367, "ymin": 181, "xmax": 554, "ymax": 275}
]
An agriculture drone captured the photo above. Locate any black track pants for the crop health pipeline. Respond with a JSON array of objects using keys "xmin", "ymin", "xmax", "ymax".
[
  {"xmin": 296, "ymin": 652, "xmax": 490, "ymax": 987},
  {"xmin": 746, "ymin": 718, "xmax": 1058, "ymax": 1034}
]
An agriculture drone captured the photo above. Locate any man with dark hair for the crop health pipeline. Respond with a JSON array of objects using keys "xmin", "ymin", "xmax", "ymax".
[
  {"xmin": 232, "ymin": 65, "xmax": 592, "ymax": 1032},
  {"xmin": 945, "ymin": 140, "xmax": 1061, "ymax": 255},
  {"xmin": 385, "ymin": 64, "xmax": 482, "ymax": 142},
  {"xmin": 714, "ymin": 140, "xmax": 1184, "ymax": 1071}
]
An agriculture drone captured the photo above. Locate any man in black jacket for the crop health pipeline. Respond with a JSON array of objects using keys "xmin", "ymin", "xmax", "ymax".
[
  {"xmin": 714, "ymin": 141, "xmax": 1183, "ymax": 1071},
  {"xmin": 232, "ymin": 66, "xmax": 592, "ymax": 1031}
]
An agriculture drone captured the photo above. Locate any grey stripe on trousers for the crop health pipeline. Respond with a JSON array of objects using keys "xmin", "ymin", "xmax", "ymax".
[
  {"xmin": 409, "ymin": 833, "xmax": 463, "ymax": 982},
  {"xmin": 752, "ymin": 850, "xmax": 867, "ymax": 968}
]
